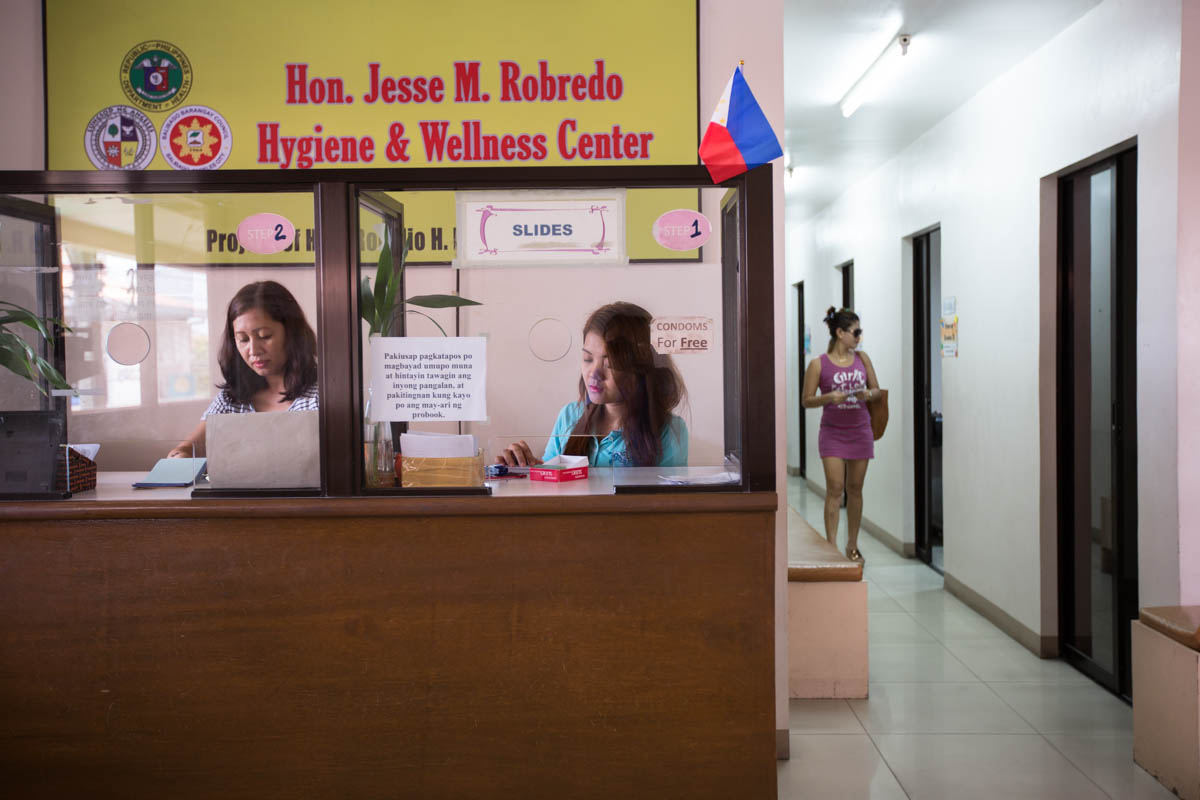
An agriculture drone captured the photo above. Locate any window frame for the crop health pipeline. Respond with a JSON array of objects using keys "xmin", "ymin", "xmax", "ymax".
[{"xmin": 0, "ymin": 165, "xmax": 775, "ymax": 497}]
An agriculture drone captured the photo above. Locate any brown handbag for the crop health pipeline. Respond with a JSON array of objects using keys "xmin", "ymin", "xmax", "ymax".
[{"xmin": 867, "ymin": 389, "xmax": 889, "ymax": 441}]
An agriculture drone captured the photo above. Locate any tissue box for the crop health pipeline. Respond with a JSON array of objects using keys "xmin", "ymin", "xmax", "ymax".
[
  {"xmin": 529, "ymin": 455, "xmax": 589, "ymax": 483},
  {"xmin": 400, "ymin": 450, "xmax": 485, "ymax": 487}
]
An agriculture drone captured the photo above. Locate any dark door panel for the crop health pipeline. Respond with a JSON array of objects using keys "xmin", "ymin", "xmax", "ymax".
[{"xmin": 1058, "ymin": 148, "xmax": 1138, "ymax": 699}]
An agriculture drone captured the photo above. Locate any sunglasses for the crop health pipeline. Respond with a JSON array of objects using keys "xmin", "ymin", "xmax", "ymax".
[{"xmin": 847, "ymin": 328, "xmax": 862, "ymax": 338}]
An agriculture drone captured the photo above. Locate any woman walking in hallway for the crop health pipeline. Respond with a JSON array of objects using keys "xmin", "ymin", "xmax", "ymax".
[{"xmin": 801, "ymin": 307, "xmax": 881, "ymax": 563}]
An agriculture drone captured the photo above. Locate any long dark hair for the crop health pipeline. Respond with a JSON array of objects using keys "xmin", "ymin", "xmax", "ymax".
[
  {"xmin": 218, "ymin": 281, "xmax": 317, "ymax": 404},
  {"xmin": 562, "ymin": 302, "xmax": 686, "ymax": 466},
  {"xmin": 824, "ymin": 306, "xmax": 859, "ymax": 353}
]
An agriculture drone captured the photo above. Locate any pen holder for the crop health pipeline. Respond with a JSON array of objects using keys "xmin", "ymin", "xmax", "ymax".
[
  {"xmin": 364, "ymin": 423, "xmax": 395, "ymax": 488},
  {"xmin": 400, "ymin": 449, "xmax": 485, "ymax": 488}
]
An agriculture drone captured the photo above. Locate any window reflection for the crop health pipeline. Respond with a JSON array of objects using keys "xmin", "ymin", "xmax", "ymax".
[
  {"xmin": 42, "ymin": 192, "xmax": 321, "ymax": 478},
  {"xmin": 62, "ymin": 249, "xmax": 142, "ymax": 412},
  {"xmin": 154, "ymin": 266, "xmax": 209, "ymax": 404}
]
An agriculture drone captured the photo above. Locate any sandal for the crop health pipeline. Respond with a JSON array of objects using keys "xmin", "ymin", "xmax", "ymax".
[{"xmin": 845, "ymin": 546, "xmax": 864, "ymax": 564}]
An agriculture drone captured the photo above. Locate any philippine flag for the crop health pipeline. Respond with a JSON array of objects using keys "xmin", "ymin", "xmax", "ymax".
[{"xmin": 698, "ymin": 66, "xmax": 782, "ymax": 184}]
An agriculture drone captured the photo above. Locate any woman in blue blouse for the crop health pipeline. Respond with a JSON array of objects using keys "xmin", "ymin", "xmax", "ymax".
[{"xmin": 496, "ymin": 302, "xmax": 689, "ymax": 468}]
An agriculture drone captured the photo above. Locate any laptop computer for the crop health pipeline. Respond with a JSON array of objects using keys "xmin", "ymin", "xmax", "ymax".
[{"xmin": 204, "ymin": 409, "xmax": 320, "ymax": 490}]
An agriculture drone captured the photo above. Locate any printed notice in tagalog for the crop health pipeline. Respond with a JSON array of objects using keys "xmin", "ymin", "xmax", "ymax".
[{"xmin": 369, "ymin": 336, "xmax": 487, "ymax": 422}]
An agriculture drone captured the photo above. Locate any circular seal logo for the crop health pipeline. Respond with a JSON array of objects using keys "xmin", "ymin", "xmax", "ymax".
[
  {"xmin": 120, "ymin": 40, "xmax": 192, "ymax": 112},
  {"xmin": 160, "ymin": 106, "xmax": 232, "ymax": 170},
  {"xmin": 84, "ymin": 106, "xmax": 157, "ymax": 170}
]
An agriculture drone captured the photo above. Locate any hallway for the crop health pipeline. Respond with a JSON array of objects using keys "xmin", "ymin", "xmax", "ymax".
[{"xmin": 778, "ymin": 478, "xmax": 1170, "ymax": 799}]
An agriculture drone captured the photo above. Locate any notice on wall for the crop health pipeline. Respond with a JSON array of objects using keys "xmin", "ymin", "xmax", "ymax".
[
  {"xmin": 804, "ymin": 324, "xmax": 812, "ymax": 355},
  {"xmin": 940, "ymin": 316, "xmax": 958, "ymax": 358},
  {"xmin": 455, "ymin": 190, "xmax": 626, "ymax": 267},
  {"xmin": 651, "ymin": 316, "xmax": 714, "ymax": 354},
  {"xmin": 370, "ymin": 336, "xmax": 487, "ymax": 421}
]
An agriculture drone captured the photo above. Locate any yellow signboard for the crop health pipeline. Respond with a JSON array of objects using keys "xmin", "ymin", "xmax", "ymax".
[{"xmin": 45, "ymin": 0, "xmax": 699, "ymax": 171}]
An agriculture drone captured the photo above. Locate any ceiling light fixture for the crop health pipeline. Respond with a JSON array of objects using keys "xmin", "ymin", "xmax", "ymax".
[{"xmin": 839, "ymin": 33, "xmax": 912, "ymax": 118}]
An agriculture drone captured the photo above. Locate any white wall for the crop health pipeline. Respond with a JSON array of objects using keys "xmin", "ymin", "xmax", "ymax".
[
  {"xmin": 0, "ymin": 0, "xmax": 43, "ymax": 169},
  {"xmin": 787, "ymin": 0, "xmax": 1182, "ymax": 638},
  {"xmin": 1180, "ymin": 0, "xmax": 1200, "ymax": 604}
]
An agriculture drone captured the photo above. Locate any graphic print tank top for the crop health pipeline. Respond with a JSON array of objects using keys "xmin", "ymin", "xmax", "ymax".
[{"xmin": 818, "ymin": 353, "xmax": 869, "ymax": 429}]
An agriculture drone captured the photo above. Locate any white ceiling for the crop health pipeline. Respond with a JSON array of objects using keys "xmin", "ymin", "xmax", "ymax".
[{"xmin": 783, "ymin": 0, "xmax": 1102, "ymax": 219}]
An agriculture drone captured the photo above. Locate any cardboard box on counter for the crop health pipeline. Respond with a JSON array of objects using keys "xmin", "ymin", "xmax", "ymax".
[{"xmin": 529, "ymin": 455, "xmax": 588, "ymax": 483}]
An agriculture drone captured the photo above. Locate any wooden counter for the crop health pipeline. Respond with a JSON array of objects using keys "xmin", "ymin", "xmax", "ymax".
[{"xmin": 0, "ymin": 487, "xmax": 777, "ymax": 799}]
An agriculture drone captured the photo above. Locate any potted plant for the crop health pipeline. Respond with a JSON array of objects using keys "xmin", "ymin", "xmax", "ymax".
[
  {"xmin": 0, "ymin": 301, "xmax": 72, "ymax": 496},
  {"xmin": 359, "ymin": 229, "xmax": 481, "ymax": 336},
  {"xmin": 358, "ymin": 230, "xmax": 480, "ymax": 486},
  {"xmin": 0, "ymin": 301, "xmax": 71, "ymax": 394}
]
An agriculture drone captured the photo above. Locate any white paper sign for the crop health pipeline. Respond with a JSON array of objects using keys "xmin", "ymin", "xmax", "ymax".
[
  {"xmin": 455, "ymin": 189, "xmax": 626, "ymax": 267},
  {"xmin": 370, "ymin": 337, "xmax": 487, "ymax": 422},
  {"xmin": 942, "ymin": 296, "xmax": 957, "ymax": 317}
]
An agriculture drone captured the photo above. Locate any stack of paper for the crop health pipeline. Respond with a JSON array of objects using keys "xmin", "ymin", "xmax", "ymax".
[
  {"xmin": 133, "ymin": 457, "xmax": 207, "ymax": 488},
  {"xmin": 657, "ymin": 471, "xmax": 740, "ymax": 486},
  {"xmin": 399, "ymin": 432, "xmax": 477, "ymax": 458}
]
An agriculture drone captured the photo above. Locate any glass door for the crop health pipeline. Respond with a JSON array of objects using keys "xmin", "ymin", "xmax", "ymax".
[{"xmin": 1059, "ymin": 148, "xmax": 1138, "ymax": 698}]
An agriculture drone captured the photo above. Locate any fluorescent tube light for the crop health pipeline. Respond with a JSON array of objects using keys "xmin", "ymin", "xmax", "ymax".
[{"xmin": 839, "ymin": 33, "xmax": 912, "ymax": 118}]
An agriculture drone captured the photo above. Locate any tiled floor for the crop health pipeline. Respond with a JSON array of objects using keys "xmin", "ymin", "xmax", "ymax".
[{"xmin": 778, "ymin": 477, "xmax": 1170, "ymax": 800}]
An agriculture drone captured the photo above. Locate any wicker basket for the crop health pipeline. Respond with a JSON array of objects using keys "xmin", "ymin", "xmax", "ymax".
[{"xmin": 55, "ymin": 447, "xmax": 97, "ymax": 493}]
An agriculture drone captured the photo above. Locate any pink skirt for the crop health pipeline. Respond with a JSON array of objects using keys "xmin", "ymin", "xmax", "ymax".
[{"xmin": 818, "ymin": 420, "xmax": 874, "ymax": 460}]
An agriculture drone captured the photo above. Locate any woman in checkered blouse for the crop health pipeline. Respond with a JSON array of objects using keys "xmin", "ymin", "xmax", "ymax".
[{"xmin": 168, "ymin": 281, "xmax": 318, "ymax": 457}]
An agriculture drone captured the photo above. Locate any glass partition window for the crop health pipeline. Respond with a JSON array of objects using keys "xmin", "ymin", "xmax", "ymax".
[
  {"xmin": 355, "ymin": 185, "xmax": 743, "ymax": 494},
  {"xmin": 0, "ymin": 175, "xmax": 754, "ymax": 500},
  {"xmin": 0, "ymin": 192, "xmax": 321, "ymax": 498}
]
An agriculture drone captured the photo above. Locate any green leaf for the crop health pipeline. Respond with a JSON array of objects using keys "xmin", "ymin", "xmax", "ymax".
[
  {"xmin": 360, "ymin": 277, "xmax": 377, "ymax": 334},
  {"xmin": 0, "ymin": 337, "xmax": 38, "ymax": 383},
  {"xmin": 32, "ymin": 354, "xmax": 71, "ymax": 390},
  {"xmin": 8, "ymin": 331, "xmax": 38, "ymax": 362},
  {"xmin": 383, "ymin": 263, "xmax": 401, "ymax": 333},
  {"xmin": 373, "ymin": 233, "xmax": 392, "ymax": 331},
  {"xmin": 406, "ymin": 294, "xmax": 483, "ymax": 309},
  {"xmin": 405, "ymin": 309, "xmax": 448, "ymax": 337},
  {"xmin": 0, "ymin": 302, "xmax": 52, "ymax": 340},
  {"xmin": 0, "ymin": 302, "xmax": 72, "ymax": 395}
]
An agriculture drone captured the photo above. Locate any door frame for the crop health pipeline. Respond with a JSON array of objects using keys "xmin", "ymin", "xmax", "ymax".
[
  {"xmin": 837, "ymin": 260, "xmax": 854, "ymax": 310},
  {"xmin": 1056, "ymin": 146, "xmax": 1138, "ymax": 699},
  {"xmin": 795, "ymin": 281, "xmax": 806, "ymax": 478},
  {"xmin": 911, "ymin": 229, "xmax": 937, "ymax": 566}
]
